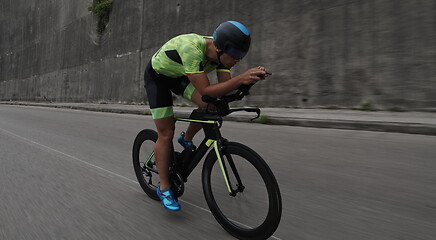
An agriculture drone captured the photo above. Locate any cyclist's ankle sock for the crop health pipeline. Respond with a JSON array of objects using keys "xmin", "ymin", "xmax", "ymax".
[{"xmin": 159, "ymin": 186, "xmax": 170, "ymax": 192}]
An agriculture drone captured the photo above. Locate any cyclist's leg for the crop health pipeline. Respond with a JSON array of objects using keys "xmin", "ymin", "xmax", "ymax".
[
  {"xmin": 153, "ymin": 116, "xmax": 175, "ymax": 191},
  {"xmin": 144, "ymin": 63, "xmax": 176, "ymax": 192},
  {"xmin": 180, "ymin": 82, "xmax": 207, "ymax": 142},
  {"xmin": 144, "ymin": 62, "xmax": 182, "ymax": 210},
  {"xmin": 184, "ymin": 88, "xmax": 206, "ymax": 141}
]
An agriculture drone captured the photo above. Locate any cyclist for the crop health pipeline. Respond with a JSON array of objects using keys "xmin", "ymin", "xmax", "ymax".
[{"xmin": 144, "ymin": 21, "xmax": 269, "ymax": 211}]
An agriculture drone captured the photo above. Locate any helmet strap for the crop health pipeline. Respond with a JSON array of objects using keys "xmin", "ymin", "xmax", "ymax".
[{"xmin": 216, "ymin": 50, "xmax": 224, "ymax": 66}]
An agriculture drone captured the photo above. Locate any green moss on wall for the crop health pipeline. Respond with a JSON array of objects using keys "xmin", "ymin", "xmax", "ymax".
[{"xmin": 88, "ymin": 0, "xmax": 114, "ymax": 35}]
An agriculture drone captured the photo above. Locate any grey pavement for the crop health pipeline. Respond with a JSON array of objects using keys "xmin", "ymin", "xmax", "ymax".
[
  {"xmin": 3, "ymin": 105, "xmax": 436, "ymax": 240},
  {"xmin": 1, "ymin": 101, "xmax": 436, "ymax": 136}
]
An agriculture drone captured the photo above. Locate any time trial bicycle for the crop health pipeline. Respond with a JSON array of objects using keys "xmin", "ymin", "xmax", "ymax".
[{"xmin": 133, "ymin": 84, "xmax": 282, "ymax": 239}]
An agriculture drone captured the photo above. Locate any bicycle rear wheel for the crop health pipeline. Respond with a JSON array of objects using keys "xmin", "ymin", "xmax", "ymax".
[
  {"xmin": 132, "ymin": 129, "xmax": 159, "ymax": 201},
  {"xmin": 202, "ymin": 142, "xmax": 282, "ymax": 240}
]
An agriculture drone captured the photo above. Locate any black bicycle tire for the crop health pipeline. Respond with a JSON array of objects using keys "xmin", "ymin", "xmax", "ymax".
[
  {"xmin": 132, "ymin": 129, "xmax": 160, "ymax": 201},
  {"xmin": 202, "ymin": 142, "xmax": 282, "ymax": 240}
]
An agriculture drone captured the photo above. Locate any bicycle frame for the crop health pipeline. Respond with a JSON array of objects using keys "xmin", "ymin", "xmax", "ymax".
[
  {"xmin": 143, "ymin": 83, "xmax": 261, "ymax": 196},
  {"xmin": 175, "ymin": 118, "xmax": 220, "ymax": 176},
  {"xmin": 143, "ymin": 108, "xmax": 243, "ymax": 195},
  {"xmin": 134, "ymin": 82, "xmax": 282, "ymax": 239},
  {"xmin": 176, "ymin": 115, "xmax": 244, "ymax": 196}
]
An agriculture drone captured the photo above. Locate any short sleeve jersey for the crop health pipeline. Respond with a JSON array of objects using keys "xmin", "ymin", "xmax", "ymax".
[{"xmin": 151, "ymin": 34, "xmax": 230, "ymax": 78}]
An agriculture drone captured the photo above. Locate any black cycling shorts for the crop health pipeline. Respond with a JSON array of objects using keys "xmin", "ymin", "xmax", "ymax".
[{"xmin": 144, "ymin": 61, "xmax": 195, "ymax": 119}]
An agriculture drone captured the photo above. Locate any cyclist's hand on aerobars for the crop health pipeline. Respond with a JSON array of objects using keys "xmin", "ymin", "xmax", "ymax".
[
  {"xmin": 240, "ymin": 66, "xmax": 269, "ymax": 85},
  {"xmin": 256, "ymin": 66, "xmax": 271, "ymax": 80}
]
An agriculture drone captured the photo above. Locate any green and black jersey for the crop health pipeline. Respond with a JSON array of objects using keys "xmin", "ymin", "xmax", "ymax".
[
  {"xmin": 145, "ymin": 33, "xmax": 231, "ymax": 119},
  {"xmin": 151, "ymin": 33, "xmax": 230, "ymax": 77}
]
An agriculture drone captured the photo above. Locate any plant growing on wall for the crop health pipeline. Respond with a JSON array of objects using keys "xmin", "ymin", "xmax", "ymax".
[
  {"xmin": 88, "ymin": 0, "xmax": 114, "ymax": 35},
  {"xmin": 359, "ymin": 101, "xmax": 377, "ymax": 111}
]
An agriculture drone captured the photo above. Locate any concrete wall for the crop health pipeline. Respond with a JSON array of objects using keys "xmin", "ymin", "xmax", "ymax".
[{"xmin": 1, "ymin": 0, "xmax": 435, "ymax": 110}]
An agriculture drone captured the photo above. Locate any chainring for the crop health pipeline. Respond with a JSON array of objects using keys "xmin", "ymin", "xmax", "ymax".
[{"xmin": 170, "ymin": 171, "xmax": 185, "ymax": 198}]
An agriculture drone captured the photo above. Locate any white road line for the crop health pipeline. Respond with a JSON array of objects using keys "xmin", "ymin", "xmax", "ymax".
[
  {"xmin": 0, "ymin": 127, "xmax": 282, "ymax": 240},
  {"xmin": 0, "ymin": 127, "xmax": 212, "ymax": 210},
  {"xmin": 0, "ymin": 127, "xmax": 137, "ymax": 184}
]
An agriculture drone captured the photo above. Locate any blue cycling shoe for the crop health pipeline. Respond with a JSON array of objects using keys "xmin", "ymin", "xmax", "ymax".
[
  {"xmin": 178, "ymin": 132, "xmax": 193, "ymax": 149},
  {"xmin": 157, "ymin": 185, "xmax": 181, "ymax": 211}
]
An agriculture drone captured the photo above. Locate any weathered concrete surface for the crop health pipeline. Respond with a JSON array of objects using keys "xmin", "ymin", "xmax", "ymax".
[{"xmin": 1, "ymin": 0, "xmax": 435, "ymax": 110}]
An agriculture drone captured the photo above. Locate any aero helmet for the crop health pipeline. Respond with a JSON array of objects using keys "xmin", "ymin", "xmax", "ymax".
[{"xmin": 213, "ymin": 21, "xmax": 251, "ymax": 59}]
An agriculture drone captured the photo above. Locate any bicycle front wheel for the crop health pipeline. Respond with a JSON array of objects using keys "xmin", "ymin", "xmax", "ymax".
[{"xmin": 202, "ymin": 142, "xmax": 282, "ymax": 240}]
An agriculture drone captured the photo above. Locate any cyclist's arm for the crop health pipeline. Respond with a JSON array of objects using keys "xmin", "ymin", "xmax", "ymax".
[
  {"xmin": 217, "ymin": 71, "xmax": 231, "ymax": 83},
  {"xmin": 188, "ymin": 67, "xmax": 266, "ymax": 98},
  {"xmin": 188, "ymin": 73, "xmax": 242, "ymax": 98}
]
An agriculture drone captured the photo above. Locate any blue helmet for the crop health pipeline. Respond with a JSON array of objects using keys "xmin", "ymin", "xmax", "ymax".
[{"xmin": 213, "ymin": 21, "xmax": 251, "ymax": 59}]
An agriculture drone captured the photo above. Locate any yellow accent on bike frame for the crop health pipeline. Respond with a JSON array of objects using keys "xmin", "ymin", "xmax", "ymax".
[
  {"xmin": 146, "ymin": 152, "xmax": 155, "ymax": 163},
  {"xmin": 214, "ymin": 141, "xmax": 232, "ymax": 193},
  {"xmin": 206, "ymin": 139, "xmax": 215, "ymax": 147},
  {"xmin": 175, "ymin": 118, "xmax": 216, "ymax": 124}
]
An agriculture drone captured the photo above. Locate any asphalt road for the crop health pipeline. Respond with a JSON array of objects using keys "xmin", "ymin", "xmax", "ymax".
[{"xmin": 1, "ymin": 105, "xmax": 435, "ymax": 240}]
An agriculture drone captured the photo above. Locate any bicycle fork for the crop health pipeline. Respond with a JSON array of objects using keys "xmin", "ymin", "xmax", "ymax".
[{"xmin": 212, "ymin": 139, "xmax": 245, "ymax": 197}]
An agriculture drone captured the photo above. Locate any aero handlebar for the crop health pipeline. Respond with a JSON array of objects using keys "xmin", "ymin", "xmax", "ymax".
[{"xmin": 201, "ymin": 83, "xmax": 260, "ymax": 120}]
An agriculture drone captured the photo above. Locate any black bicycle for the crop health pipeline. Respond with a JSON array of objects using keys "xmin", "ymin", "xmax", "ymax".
[{"xmin": 133, "ymin": 84, "xmax": 282, "ymax": 239}]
